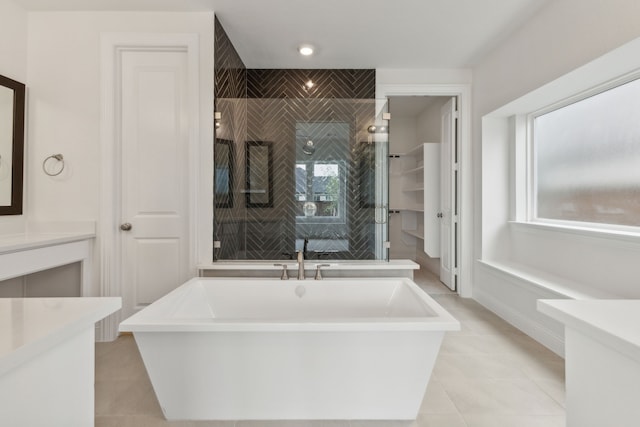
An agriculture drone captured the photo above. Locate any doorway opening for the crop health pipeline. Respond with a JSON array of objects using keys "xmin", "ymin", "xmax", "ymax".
[{"xmin": 387, "ymin": 95, "xmax": 459, "ymax": 292}]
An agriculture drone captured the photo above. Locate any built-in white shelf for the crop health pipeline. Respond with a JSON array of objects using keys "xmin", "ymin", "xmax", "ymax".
[
  {"xmin": 400, "ymin": 144, "xmax": 425, "ymax": 158},
  {"xmin": 396, "ymin": 143, "xmax": 441, "ymax": 258},
  {"xmin": 402, "ymin": 186, "xmax": 425, "ymax": 192},
  {"xmin": 198, "ymin": 259, "xmax": 419, "ymax": 271},
  {"xmin": 198, "ymin": 260, "xmax": 420, "ymax": 279},
  {"xmin": 402, "ymin": 166, "xmax": 424, "ymax": 175},
  {"xmin": 402, "ymin": 228, "xmax": 424, "ymax": 239}
]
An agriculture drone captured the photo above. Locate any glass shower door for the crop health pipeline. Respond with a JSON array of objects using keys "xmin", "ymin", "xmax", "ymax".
[
  {"xmin": 372, "ymin": 99, "xmax": 390, "ymax": 260},
  {"xmin": 292, "ymin": 100, "xmax": 389, "ymax": 261}
]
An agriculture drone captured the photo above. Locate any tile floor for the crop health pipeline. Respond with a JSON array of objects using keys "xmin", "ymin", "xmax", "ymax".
[{"xmin": 95, "ymin": 270, "xmax": 566, "ymax": 427}]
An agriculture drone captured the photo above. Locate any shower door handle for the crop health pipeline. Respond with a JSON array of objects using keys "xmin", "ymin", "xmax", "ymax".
[
  {"xmin": 374, "ymin": 205, "xmax": 388, "ymax": 224},
  {"xmin": 120, "ymin": 222, "xmax": 132, "ymax": 231}
]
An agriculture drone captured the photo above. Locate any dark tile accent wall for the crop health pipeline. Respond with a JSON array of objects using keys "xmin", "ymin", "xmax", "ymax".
[{"xmin": 247, "ymin": 69, "xmax": 375, "ymax": 99}]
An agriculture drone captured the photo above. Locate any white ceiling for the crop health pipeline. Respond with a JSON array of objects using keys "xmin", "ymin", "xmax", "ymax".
[{"xmin": 15, "ymin": 0, "xmax": 550, "ymax": 69}]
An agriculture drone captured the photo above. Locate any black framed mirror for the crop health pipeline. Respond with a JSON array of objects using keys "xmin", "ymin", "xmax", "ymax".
[
  {"xmin": 214, "ymin": 138, "xmax": 234, "ymax": 208},
  {"xmin": 0, "ymin": 74, "xmax": 25, "ymax": 215}
]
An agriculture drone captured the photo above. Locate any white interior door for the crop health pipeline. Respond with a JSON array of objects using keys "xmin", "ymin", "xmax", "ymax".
[
  {"xmin": 119, "ymin": 49, "xmax": 191, "ymax": 318},
  {"xmin": 440, "ymin": 97, "xmax": 456, "ymax": 290},
  {"xmin": 423, "ymin": 143, "xmax": 441, "ymax": 257}
]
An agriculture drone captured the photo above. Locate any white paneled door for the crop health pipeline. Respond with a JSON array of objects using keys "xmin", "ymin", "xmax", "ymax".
[
  {"xmin": 119, "ymin": 48, "xmax": 191, "ymax": 319},
  {"xmin": 440, "ymin": 97, "xmax": 457, "ymax": 290}
]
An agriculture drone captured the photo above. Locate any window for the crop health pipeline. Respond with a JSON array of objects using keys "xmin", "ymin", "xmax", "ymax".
[
  {"xmin": 295, "ymin": 161, "xmax": 344, "ymax": 220},
  {"xmin": 532, "ymin": 77, "xmax": 640, "ymax": 228}
]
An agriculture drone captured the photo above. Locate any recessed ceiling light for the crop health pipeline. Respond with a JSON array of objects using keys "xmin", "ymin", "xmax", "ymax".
[{"xmin": 298, "ymin": 45, "xmax": 314, "ymax": 56}]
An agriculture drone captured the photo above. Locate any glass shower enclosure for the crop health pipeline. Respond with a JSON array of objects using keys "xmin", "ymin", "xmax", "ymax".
[{"xmin": 213, "ymin": 98, "xmax": 389, "ymax": 261}]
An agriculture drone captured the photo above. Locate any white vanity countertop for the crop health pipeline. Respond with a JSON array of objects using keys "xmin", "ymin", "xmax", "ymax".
[
  {"xmin": 538, "ymin": 299, "xmax": 640, "ymax": 363},
  {"xmin": 0, "ymin": 232, "xmax": 95, "ymax": 254},
  {"xmin": 0, "ymin": 297, "xmax": 121, "ymax": 376}
]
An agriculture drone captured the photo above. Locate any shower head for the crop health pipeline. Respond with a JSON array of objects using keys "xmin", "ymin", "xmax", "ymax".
[{"xmin": 302, "ymin": 139, "xmax": 315, "ymax": 155}]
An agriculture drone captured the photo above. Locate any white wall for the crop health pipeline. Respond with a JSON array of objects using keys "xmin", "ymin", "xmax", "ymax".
[
  {"xmin": 24, "ymin": 11, "xmax": 214, "ymax": 296},
  {"xmin": 416, "ymin": 98, "xmax": 447, "ymax": 143},
  {"xmin": 26, "ymin": 11, "xmax": 213, "ymax": 221},
  {"xmin": 474, "ymin": 0, "xmax": 640, "ymax": 116},
  {"xmin": 389, "ymin": 116, "xmax": 416, "ymax": 154},
  {"xmin": 473, "ymin": 0, "xmax": 640, "ymax": 354},
  {"xmin": 0, "ymin": 0, "xmax": 27, "ymax": 82},
  {"xmin": 0, "ymin": 0, "xmax": 28, "ymax": 234},
  {"xmin": 377, "ymin": 69, "xmax": 472, "ymax": 87}
]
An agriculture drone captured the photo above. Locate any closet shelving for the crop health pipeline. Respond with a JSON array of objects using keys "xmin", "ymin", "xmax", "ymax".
[
  {"xmin": 393, "ymin": 143, "xmax": 441, "ymax": 256},
  {"xmin": 399, "ymin": 144, "xmax": 426, "ymax": 243}
]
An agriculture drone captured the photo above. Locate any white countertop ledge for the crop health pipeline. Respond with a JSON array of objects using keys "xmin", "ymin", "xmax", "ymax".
[
  {"xmin": 198, "ymin": 259, "xmax": 419, "ymax": 270},
  {"xmin": 0, "ymin": 232, "xmax": 95, "ymax": 255},
  {"xmin": 0, "ymin": 297, "xmax": 121, "ymax": 377},
  {"xmin": 538, "ymin": 299, "xmax": 640, "ymax": 363}
]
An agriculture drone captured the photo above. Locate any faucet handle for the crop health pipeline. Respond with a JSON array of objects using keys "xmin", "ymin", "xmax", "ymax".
[
  {"xmin": 314, "ymin": 264, "xmax": 331, "ymax": 280},
  {"xmin": 273, "ymin": 263, "xmax": 289, "ymax": 280}
]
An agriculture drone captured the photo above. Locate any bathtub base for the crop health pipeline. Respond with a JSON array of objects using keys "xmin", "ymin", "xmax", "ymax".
[{"xmin": 133, "ymin": 330, "xmax": 443, "ymax": 420}]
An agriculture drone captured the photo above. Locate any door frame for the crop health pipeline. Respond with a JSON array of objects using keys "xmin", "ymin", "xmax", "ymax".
[
  {"xmin": 99, "ymin": 33, "xmax": 200, "ymax": 341},
  {"xmin": 376, "ymin": 83, "xmax": 472, "ymax": 297}
]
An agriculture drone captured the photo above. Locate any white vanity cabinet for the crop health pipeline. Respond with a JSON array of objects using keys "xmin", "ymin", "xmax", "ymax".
[
  {"xmin": 538, "ymin": 299, "xmax": 640, "ymax": 427},
  {"xmin": 0, "ymin": 297, "xmax": 120, "ymax": 426},
  {"xmin": 0, "ymin": 231, "xmax": 116, "ymax": 426}
]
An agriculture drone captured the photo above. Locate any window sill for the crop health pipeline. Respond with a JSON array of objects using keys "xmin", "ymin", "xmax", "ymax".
[{"xmin": 509, "ymin": 220, "xmax": 640, "ymax": 245}]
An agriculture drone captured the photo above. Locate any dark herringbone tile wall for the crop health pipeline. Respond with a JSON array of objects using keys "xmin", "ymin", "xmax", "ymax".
[{"xmin": 247, "ymin": 69, "xmax": 375, "ymax": 99}]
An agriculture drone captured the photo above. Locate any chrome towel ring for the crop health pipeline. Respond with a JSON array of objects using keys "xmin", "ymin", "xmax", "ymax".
[{"xmin": 43, "ymin": 154, "xmax": 65, "ymax": 176}]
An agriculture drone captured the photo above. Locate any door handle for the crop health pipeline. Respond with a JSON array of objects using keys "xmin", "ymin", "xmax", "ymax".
[
  {"xmin": 120, "ymin": 223, "xmax": 132, "ymax": 231},
  {"xmin": 374, "ymin": 205, "xmax": 388, "ymax": 224},
  {"xmin": 437, "ymin": 212, "xmax": 443, "ymax": 218}
]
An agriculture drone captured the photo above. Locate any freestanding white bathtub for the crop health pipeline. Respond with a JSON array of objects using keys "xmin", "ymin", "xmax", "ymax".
[{"xmin": 119, "ymin": 277, "xmax": 459, "ymax": 421}]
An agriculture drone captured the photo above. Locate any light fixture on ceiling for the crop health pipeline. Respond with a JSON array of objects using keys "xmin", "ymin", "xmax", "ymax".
[{"xmin": 298, "ymin": 44, "xmax": 314, "ymax": 56}]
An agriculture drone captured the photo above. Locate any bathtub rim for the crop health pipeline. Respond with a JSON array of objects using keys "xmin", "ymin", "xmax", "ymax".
[{"xmin": 119, "ymin": 277, "xmax": 460, "ymax": 333}]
